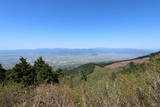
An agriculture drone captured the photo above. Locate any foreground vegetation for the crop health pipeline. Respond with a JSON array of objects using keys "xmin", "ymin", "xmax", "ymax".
[{"xmin": 0, "ymin": 54, "xmax": 160, "ymax": 107}]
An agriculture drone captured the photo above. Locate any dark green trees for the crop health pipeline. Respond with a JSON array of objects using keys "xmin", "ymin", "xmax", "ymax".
[
  {"xmin": 7, "ymin": 57, "xmax": 34, "ymax": 85},
  {"xmin": 0, "ymin": 64, "xmax": 6, "ymax": 82},
  {"xmin": 34, "ymin": 57, "xmax": 57, "ymax": 84},
  {"xmin": 1, "ymin": 57, "xmax": 63, "ymax": 86},
  {"xmin": 80, "ymin": 70, "xmax": 87, "ymax": 81}
]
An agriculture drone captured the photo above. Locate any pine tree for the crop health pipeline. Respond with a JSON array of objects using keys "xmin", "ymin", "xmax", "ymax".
[
  {"xmin": 34, "ymin": 57, "xmax": 58, "ymax": 84},
  {"xmin": 80, "ymin": 70, "xmax": 87, "ymax": 81},
  {"xmin": 8, "ymin": 57, "xmax": 35, "ymax": 85}
]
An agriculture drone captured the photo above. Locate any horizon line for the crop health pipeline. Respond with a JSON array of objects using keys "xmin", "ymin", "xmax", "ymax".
[{"xmin": 0, "ymin": 47, "xmax": 159, "ymax": 51}]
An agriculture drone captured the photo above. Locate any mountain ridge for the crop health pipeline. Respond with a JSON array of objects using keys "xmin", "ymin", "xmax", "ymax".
[{"xmin": 69, "ymin": 51, "xmax": 160, "ymax": 75}]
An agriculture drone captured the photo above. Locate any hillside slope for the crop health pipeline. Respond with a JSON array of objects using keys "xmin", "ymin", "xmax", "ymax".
[
  {"xmin": 1, "ymin": 51, "xmax": 160, "ymax": 107},
  {"xmin": 69, "ymin": 51, "xmax": 160, "ymax": 75},
  {"xmin": 105, "ymin": 51, "xmax": 160, "ymax": 69}
]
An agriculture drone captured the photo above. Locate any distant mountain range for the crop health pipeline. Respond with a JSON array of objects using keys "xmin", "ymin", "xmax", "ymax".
[{"xmin": 0, "ymin": 48, "xmax": 158, "ymax": 69}]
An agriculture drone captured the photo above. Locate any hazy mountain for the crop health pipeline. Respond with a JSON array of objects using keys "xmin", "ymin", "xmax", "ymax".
[{"xmin": 0, "ymin": 48, "xmax": 158, "ymax": 69}]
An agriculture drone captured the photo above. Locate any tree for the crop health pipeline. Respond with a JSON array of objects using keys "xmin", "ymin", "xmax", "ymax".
[
  {"xmin": 4, "ymin": 56, "xmax": 62, "ymax": 86},
  {"xmin": 56, "ymin": 68, "xmax": 65, "ymax": 77},
  {"xmin": 0, "ymin": 64, "xmax": 6, "ymax": 82},
  {"xmin": 7, "ymin": 57, "xmax": 35, "ymax": 85},
  {"xmin": 80, "ymin": 70, "xmax": 87, "ymax": 81},
  {"xmin": 34, "ymin": 57, "xmax": 58, "ymax": 84}
]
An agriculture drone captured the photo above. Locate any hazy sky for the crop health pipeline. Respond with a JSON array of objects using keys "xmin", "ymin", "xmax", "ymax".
[{"xmin": 0, "ymin": 0, "xmax": 160, "ymax": 49}]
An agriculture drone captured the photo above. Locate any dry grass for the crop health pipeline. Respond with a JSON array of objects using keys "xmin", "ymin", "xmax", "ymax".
[
  {"xmin": 105, "ymin": 57, "xmax": 149, "ymax": 69},
  {"xmin": 14, "ymin": 84, "xmax": 77, "ymax": 107},
  {"xmin": 1, "ymin": 58, "xmax": 160, "ymax": 107}
]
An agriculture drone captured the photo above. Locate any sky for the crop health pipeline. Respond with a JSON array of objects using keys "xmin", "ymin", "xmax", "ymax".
[{"xmin": 0, "ymin": 0, "xmax": 160, "ymax": 50}]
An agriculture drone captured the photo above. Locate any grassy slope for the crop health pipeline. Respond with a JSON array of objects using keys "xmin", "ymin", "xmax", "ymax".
[
  {"xmin": 66, "ymin": 63, "xmax": 96, "ymax": 76},
  {"xmin": 75, "ymin": 57, "xmax": 160, "ymax": 107}
]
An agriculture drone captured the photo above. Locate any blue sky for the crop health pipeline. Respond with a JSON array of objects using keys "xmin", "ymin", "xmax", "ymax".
[{"xmin": 0, "ymin": 0, "xmax": 160, "ymax": 49}]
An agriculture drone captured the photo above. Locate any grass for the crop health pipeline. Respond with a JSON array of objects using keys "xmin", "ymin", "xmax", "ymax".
[
  {"xmin": 0, "ymin": 57, "xmax": 160, "ymax": 107},
  {"xmin": 0, "ymin": 83, "xmax": 23, "ymax": 107}
]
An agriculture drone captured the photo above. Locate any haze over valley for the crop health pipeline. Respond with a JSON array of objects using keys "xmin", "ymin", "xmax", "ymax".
[{"xmin": 0, "ymin": 48, "xmax": 157, "ymax": 69}]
